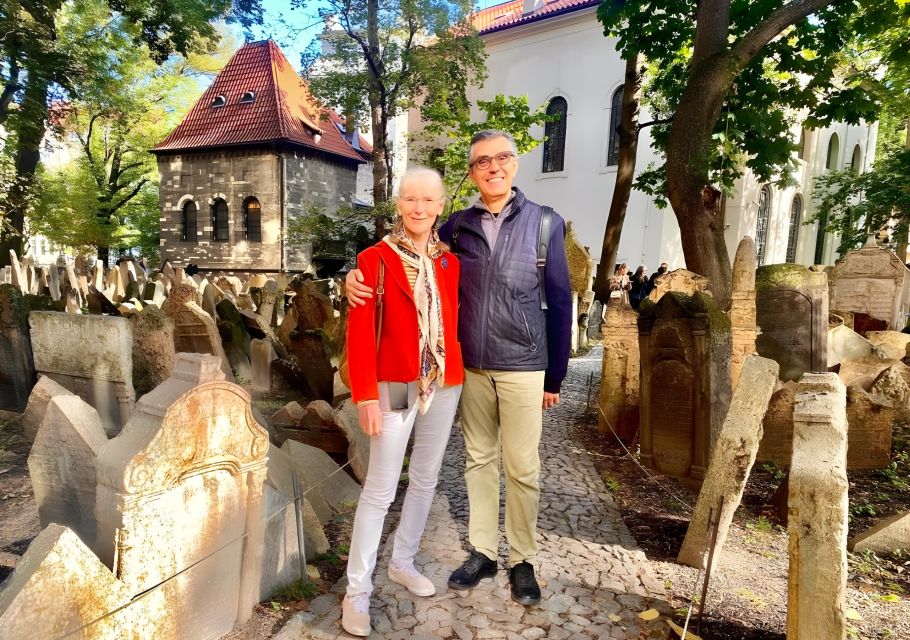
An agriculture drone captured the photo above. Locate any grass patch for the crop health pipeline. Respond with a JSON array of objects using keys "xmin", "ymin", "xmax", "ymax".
[
  {"xmin": 273, "ymin": 577, "xmax": 319, "ymax": 601},
  {"xmin": 602, "ymin": 473, "xmax": 621, "ymax": 493}
]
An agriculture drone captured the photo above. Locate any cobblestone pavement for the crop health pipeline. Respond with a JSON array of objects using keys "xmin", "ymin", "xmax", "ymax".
[{"xmin": 277, "ymin": 348, "xmax": 670, "ymax": 639}]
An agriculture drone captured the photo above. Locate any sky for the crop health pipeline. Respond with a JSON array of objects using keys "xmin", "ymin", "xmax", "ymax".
[{"xmin": 249, "ymin": 0, "xmax": 508, "ymax": 71}]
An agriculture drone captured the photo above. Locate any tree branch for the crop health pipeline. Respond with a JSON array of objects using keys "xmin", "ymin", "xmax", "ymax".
[
  {"xmin": 109, "ymin": 178, "xmax": 148, "ymax": 215},
  {"xmin": 732, "ymin": 0, "xmax": 839, "ymax": 69},
  {"xmin": 638, "ymin": 117, "xmax": 673, "ymax": 131}
]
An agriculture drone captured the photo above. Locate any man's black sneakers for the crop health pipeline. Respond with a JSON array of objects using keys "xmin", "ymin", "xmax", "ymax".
[
  {"xmin": 509, "ymin": 561, "xmax": 541, "ymax": 605},
  {"xmin": 447, "ymin": 551, "xmax": 498, "ymax": 590}
]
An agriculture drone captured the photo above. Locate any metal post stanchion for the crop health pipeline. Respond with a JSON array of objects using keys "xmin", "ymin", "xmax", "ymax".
[{"xmin": 291, "ymin": 468, "xmax": 308, "ymax": 583}]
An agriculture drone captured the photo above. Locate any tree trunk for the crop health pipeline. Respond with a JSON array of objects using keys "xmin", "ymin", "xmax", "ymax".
[
  {"xmin": 593, "ymin": 52, "xmax": 643, "ymax": 303},
  {"xmin": 665, "ymin": 53, "xmax": 735, "ymax": 308},
  {"xmin": 366, "ymin": 0, "xmax": 389, "ymax": 241},
  {"xmin": 0, "ymin": 74, "xmax": 50, "ymax": 267}
]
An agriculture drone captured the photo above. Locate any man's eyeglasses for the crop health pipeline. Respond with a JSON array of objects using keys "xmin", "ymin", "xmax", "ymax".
[
  {"xmin": 399, "ymin": 196, "xmax": 444, "ymax": 206},
  {"xmin": 470, "ymin": 151, "xmax": 515, "ymax": 170}
]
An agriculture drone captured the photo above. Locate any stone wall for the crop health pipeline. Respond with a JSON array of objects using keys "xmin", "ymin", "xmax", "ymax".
[{"xmin": 157, "ymin": 147, "xmax": 358, "ymax": 274}]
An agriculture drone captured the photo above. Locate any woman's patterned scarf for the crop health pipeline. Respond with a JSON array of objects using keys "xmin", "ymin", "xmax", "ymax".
[{"xmin": 384, "ymin": 218, "xmax": 446, "ymax": 414}]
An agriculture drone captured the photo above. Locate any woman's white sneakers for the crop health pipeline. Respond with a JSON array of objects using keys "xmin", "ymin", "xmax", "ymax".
[
  {"xmin": 341, "ymin": 592, "xmax": 371, "ymax": 637},
  {"xmin": 388, "ymin": 561, "xmax": 436, "ymax": 597}
]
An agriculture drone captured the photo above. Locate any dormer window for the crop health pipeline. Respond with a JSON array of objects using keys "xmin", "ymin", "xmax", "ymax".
[
  {"xmin": 211, "ymin": 95, "xmax": 226, "ymax": 108},
  {"xmin": 239, "ymin": 91, "xmax": 255, "ymax": 104}
]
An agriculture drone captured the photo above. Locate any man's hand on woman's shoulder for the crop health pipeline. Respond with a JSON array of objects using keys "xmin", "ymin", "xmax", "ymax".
[{"xmin": 345, "ymin": 269, "xmax": 374, "ymax": 307}]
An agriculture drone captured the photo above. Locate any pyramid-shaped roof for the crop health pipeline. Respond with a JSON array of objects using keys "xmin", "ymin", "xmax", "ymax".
[{"xmin": 154, "ymin": 40, "xmax": 365, "ymax": 163}]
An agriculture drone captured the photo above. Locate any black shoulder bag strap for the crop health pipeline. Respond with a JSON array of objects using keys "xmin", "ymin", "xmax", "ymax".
[
  {"xmin": 537, "ymin": 206, "xmax": 554, "ymax": 310},
  {"xmin": 450, "ymin": 211, "xmax": 465, "ymax": 254}
]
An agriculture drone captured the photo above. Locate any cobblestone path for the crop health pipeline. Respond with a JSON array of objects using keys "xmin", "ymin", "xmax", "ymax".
[{"xmin": 277, "ymin": 348, "xmax": 670, "ymax": 639}]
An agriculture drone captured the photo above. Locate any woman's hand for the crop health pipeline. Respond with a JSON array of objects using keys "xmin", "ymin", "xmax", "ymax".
[
  {"xmin": 345, "ymin": 269, "xmax": 373, "ymax": 307},
  {"xmin": 358, "ymin": 403, "xmax": 383, "ymax": 437}
]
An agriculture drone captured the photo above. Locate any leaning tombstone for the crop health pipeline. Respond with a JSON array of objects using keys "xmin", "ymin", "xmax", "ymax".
[
  {"xmin": 677, "ymin": 356, "xmax": 779, "ymax": 570},
  {"xmin": 0, "ymin": 524, "xmax": 139, "ymax": 640},
  {"xmin": 95, "ymin": 352, "xmax": 270, "ymax": 637},
  {"xmin": 755, "ymin": 264, "xmax": 828, "ymax": 382},
  {"xmin": 28, "ymin": 311, "xmax": 135, "ymax": 435},
  {"xmin": 216, "ymin": 297, "xmax": 253, "ymax": 380},
  {"xmin": 162, "ymin": 291, "xmax": 232, "ymax": 379},
  {"xmin": 730, "ymin": 237, "xmax": 759, "ymax": 389},
  {"xmin": 0, "ymin": 284, "xmax": 38, "ymax": 412},
  {"xmin": 21, "ymin": 375, "xmax": 75, "ymax": 443},
  {"xmin": 849, "ymin": 511, "xmax": 910, "ymax": 555},
  {"xmin": 28, "ymin": 395, "xmax": 107, "ymax": 550},
  {"xmin": 251, "ymin": 338, "xmax": 276, "ymax": 393},
  {"xmin": 786, "ymin": 373, "xmax": 848, "ymax": 640}
]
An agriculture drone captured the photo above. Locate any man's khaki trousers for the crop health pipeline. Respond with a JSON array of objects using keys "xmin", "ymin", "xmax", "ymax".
[{"xmin": 461, "ymin": 368, "xmax": 544, "ymax": 564}]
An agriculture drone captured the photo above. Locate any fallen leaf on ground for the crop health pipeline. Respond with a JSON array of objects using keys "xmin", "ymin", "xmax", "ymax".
[
  {"xmin": 845, "ymin": 608, "xmax": 862, "ymax": 621},
  {"xmin": 666, "ymin": 619, "xmax": 703, "ymax": 640},
  {"xmin": 638, "ymin": 608, "xmax": 660, "ymax": 621},
  {"xmin": 608, "ymin": 614, "xmax": 622, "ymax": 623}
]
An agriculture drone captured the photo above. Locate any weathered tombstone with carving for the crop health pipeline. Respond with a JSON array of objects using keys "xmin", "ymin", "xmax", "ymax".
[
  {"xmin": 755, "ymin": 264, "xmax": 828, "ymax": 382},
  {"xmin": 829, "ymin": 235, "xmax": 910, "ymax": 331},
  {"xmin": 647, "ymin": 269, "xmax": 711, "ymax": 304},
  {"xmin": 637, "ymin": 291, "xmax": 733, "ymax": 479},
  {"xmin": 28, "ymin": 311, "xmax": 135, "ymax": 436},
  {"xmin": 598, "ymin": 302, "xmax": 640, "ymax": 441},
  {"xmin": 95, "ymin": 353, "xmax": 270, "ymax": 639},
  {"xmin": 730, "ymin": 238, "xmax": 758, "ymax": 389}
]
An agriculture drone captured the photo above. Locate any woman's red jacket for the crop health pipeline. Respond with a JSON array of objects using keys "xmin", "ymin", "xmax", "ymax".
[{"xmin": 346, "ymin": 241, "xmax": 464, "ymax": 403}]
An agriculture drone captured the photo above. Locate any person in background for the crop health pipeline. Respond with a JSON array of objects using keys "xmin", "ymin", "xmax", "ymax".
[
  {"xmin": 341, "ymin": 167, "xmax": 464, "ymax": 637},
  {"xmin": 648, "ymin": 262, "xmax": 668, "ymax": 291},
  {"xmin": 629, "ymin": 265, "xmax": 649, "ymax": 309},
  {"xmin": 608, "ymin": 262, "xmax": 632, "ymax": 305}
]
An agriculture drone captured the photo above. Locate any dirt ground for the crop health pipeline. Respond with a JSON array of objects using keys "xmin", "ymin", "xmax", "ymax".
[
  {"xmin": 574, "ymin": 416, "xmax": 910, "ymax": 640},
  {"xmin": 0, "ymin": 412, "xmax": 40, "ymax": 586}
]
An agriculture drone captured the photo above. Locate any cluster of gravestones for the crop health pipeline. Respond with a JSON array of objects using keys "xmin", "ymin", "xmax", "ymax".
[
  {"xmin": 597, "ymin": 235, "xmax": 910, "ymax": 639},
  {"xmin": 0, "ymin": 251, "xmax": 384, "ymax": 639}
]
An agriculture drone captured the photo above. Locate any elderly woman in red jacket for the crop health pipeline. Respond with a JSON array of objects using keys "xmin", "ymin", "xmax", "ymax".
[{"xmin": 342, "ymin": 167, "xmax": 464, "ymax": 637}]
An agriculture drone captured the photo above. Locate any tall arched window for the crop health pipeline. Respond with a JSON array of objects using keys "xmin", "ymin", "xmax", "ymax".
[
  {"xmin": 212, "ymin": 199, "xmax": 229, "ymax": 242},
  {"xmin": 607, "ymin": 86, "xmax": 623, "ymax": 166},
  {"xmin": 181, "ymin": 201, "xmax": 197, "ymax": 243},
  {"xmin": 542, "ymin": 97, "xmax": 568, "ymax": 173},
  {"xmin": 755, "ymin": 185, "xmax": 772, "ymax": 266},
  {"xmin": 850, "ymin": 144, "xmax": 862, "ymax": 174},
  {"xmin": 786, "ymin": 194, "xmax": 802, "ymax": 263},
  {"xmin": 825, "ymin": 133, "xmax": 840, "ymax": 170},
  {"xmin": 244, "ymin": 197, "xmax": 262, "ymax": 242}
]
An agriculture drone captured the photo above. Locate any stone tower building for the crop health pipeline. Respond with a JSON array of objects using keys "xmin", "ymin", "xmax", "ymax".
[{"xmin": 153, "ymin": 40, "xmax": 369, "ymax": 274}]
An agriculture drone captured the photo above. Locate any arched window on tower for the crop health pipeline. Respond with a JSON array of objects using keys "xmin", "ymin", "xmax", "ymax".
[
  {"xmin": 755, "ymin": 185, "xmax": 772, "ymax": 266},
  {"xmin": 786, "ymin": 194, "xmax": 802, "ymax": 263},
  {"xmin": 182, "ymin": 201, "xmax": 197, "ymax": 243},
  {"xmin": 607, "ymin": 86, "xmax": 623, "ymax": 166},
  {"xmin": 542, "ymin": 97, "xmax": 568, "ymax": 173},
  {"xmin": 244, "ymin": 197, "xmax": 262, "ymax": 242},
  {"xmin": 212, "ymin": 198, "xmax": 229, "ymax": 242},
  {"xmin": 825, "ymin": 133, "xmax": 840, "ymax": 170}
]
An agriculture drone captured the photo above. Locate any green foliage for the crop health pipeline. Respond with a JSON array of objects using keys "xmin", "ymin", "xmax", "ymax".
[
  {"xmin": 601, "ymin": 473, "xmax": 621, "ymax": 494},
  {"xmin": 598, "ymin": 0, "xmax": 910, "ymax": 207},
  {"xmin": 285, "ymin": 204, "xmax": 386, "ymax": 258},
  {"xmin": 299, "ymin": 0, "xmax": 486, "ymax": 203},
  {"xmin": 810, "ymin": 148, "xmax": 910, "ymax": 256},
  {"xmin": 419, "ymin": 94, "xmax": 553, "ymax": 210},
  {"xmin": 273, "ymin": 577, "xmax": 319, "ymax": 601}
]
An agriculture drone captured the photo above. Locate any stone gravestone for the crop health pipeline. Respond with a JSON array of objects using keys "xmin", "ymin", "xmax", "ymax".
[
  {"xmin": 730, "ymin": 237, "xmax": 759, "ymax": 389},
  {"xmin": 637, "ymin": 292, "xmax": 733, "ymax": 479},
  {"xmin": 162, "ymin": 294, "xmax": 233, "ymax": 379},
  {"xmin": 278, "ymin": 278, "xmax": 337, "ymax": 401},
  {"xmin": 0, "ymin": 284, "xmax": 36, "ymax": 412},
  {"xmin": 95, "ymin": 353, "xmax": 269, "ymax": 639},
  {"xmin": 787, "ymin": 373, "xmax": 848, "ymax": 640},
  {"xmin": 130, "ymin": 305, "xmax": 176, "ymax": 396},
  {"xmin": 216, "ymin": 298, "xmax": 253, "ymax": 381},
  {"xmin": 21, "ymin": 375, "xmax": 75, "ymax": 443},
  {"xmin": 755, "ymin": 264, "xmax": 828, "ymax": 382},
  {"xmin": 829, "ymin": 235, "xmax": 910, "ymax": 331},
  {"xmin": 850, "ymin": 511, "xmax": 910, "ymax": 555},
  {"xmin": 598, "ymin": 302, "xmax": 640, "ymax": 442},
  {"xmin": 647, "ymin": 268, "xmax": 711, "ymax": 304},
  {"xmin": 0, "ymin": 524, "xmax": 138, "ymax": 640},
  {"xmin": 677, "ymin": 356, "xmax": 779, "ymax": 570},
  {"xmin": 28, "ymin": 311, "xmax": 135, "ymax": 436},
  {"xmin": 28, "ymin": 395, "xmax": 108, "ymax": 550}
]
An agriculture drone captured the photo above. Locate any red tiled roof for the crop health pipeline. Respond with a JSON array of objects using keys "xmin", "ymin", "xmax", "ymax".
[
  {"xmin": 471, "ymin": 0, "xmax": 599, "ymax": 34},
  {"xmin": 324, "ymin": 110, "xmax": 374, "ymax": 159},
  {"xmin": 154, "ymin": 40, "xmax": 365, "ymax": 163}
]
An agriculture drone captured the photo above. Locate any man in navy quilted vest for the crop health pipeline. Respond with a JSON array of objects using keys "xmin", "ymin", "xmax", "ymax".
[{"xmin": 346, "ymin": 130, "xmax": 572, "ymax": 606}]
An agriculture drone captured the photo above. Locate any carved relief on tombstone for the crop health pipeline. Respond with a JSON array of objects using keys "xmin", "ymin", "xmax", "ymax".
[
  {"xmin": 28, "ymin": 311, "xmax": 135, "ymax": 435},
  {"xmin": 755, "ymin": 264, "xmax": 828, "ymax": 382},
  {"xmin": 95, "ymin": 353, "xmax": 270, "ymax": 639},
  {"xmin": 637, "ymin": 292, "xmax": 733, "ymax": 480},
  {"xmin": 829, "ymin": 236, "xmax": 910, "ymax": 331}
]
